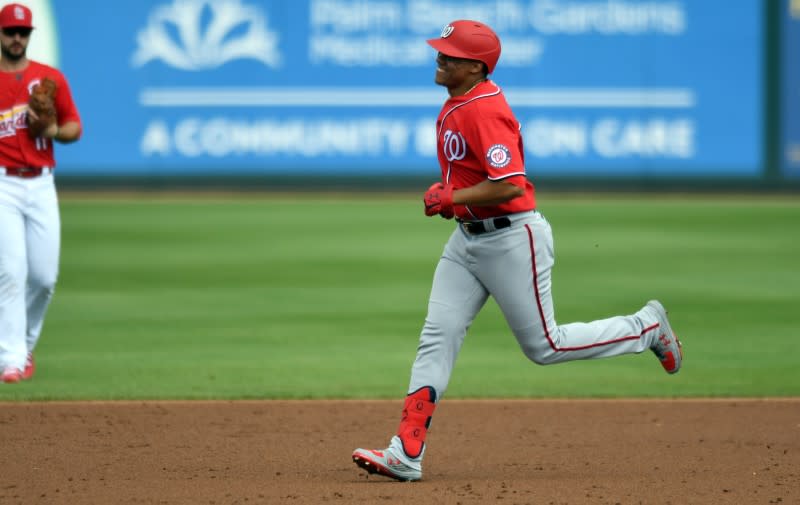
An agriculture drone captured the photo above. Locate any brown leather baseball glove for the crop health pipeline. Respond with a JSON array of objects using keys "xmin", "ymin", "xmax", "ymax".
[{"xmin": 27, "ymin": 77, "xmax": 57, "ymax": 138}]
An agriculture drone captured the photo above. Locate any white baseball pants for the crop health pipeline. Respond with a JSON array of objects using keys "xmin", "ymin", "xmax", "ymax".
[{"xmin": 0, "ymin": 173, "xmax": 60, "ymax": 370}]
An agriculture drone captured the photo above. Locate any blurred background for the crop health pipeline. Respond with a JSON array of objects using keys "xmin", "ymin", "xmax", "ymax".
[{"xmin": 20, "ymin": 0, "xmax": 800, "ymax": 191}]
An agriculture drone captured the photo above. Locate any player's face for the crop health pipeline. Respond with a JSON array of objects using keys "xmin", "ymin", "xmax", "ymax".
[
  {"xmin": 434, "ymin": 52, "xmax": 484, "ymax": 94},
  {"xmin": 0, "ymin": 26, "xmax": 32, "ymax": 62}
]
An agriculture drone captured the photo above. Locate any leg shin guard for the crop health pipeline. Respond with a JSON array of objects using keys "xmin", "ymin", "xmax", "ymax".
[{"xmin": 397, "ymin": 386, "xmax": 437, "ymax": 459}]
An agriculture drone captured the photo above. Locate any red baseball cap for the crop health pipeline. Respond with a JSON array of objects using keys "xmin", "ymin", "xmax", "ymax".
[
  {"xmin": 426, "ymin": 20, "xmax": 501, "ymax": 74},
  {"xmin": 0, "ymin": 3, "xmax": 33, "ymax": 29}
]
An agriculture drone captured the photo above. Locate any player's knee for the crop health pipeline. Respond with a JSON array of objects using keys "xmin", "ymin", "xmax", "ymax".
[
  {"xmin": 521, "ymin": 346, "xmax": 553, "ymax": 365},
  {"xmin": 516, "ymin": 334, "xmax": 558, "ymax": 365},
  {"xmin": 27, "ymin": 269, "xmax": 58, "ymax": 296},
  {"xmin": 0, "ymin": 263, "xmax": 29, "ymax": 299}
]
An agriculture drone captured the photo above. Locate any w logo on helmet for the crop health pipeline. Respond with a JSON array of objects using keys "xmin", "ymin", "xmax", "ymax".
[{"xmin": 440, "ymin": 25, "xmax": 454, "ymax": 38}]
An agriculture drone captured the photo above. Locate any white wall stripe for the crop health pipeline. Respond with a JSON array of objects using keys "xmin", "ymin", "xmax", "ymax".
[{"xmin": 139, "ymin": 87, "xmax": 696, "ymax": 109}]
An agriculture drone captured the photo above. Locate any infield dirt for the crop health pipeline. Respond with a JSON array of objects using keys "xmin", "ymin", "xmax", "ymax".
[{"xmin": 2, "ymin": 399, "xmax": 798, "ymax": 504}]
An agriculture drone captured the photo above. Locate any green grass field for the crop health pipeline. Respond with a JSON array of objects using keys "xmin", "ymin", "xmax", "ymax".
[{"xmin": 1, "ymin": 193, "xmax": 798, "ymax": 401}]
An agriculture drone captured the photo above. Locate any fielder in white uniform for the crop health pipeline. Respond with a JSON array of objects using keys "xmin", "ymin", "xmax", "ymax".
[{"xmin": 0, "ymin": 3, "xmax": 82, "ymax": 383}]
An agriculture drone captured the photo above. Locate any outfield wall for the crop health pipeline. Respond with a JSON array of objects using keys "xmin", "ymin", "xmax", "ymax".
[{"xmin": 20, "ymin": 0, "xmax": 796, "ymax": 187}]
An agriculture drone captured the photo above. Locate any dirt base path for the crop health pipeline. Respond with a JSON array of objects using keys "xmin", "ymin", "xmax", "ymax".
[{"xmin": 2, "ymin": 399, "xmax": 798, "ymax": 504}]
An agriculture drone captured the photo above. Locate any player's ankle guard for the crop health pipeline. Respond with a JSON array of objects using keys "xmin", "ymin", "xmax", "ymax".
[{"xmin": 397, "ymin": 386, "xmax": 437, "ymax": 459}]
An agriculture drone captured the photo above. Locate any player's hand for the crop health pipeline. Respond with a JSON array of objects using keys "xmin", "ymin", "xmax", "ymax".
[
  {"xmin": 27, "ymin": 77, "xmax": 58, "ymax": 139},
  {"xmin": 40, "ymin": 121, "xmax": 58, "ymax": 139},
  {"xmin": 423, "ymin": 182, "xmax": 454, "ymax": 219},
  {"xmin": 27, "ymin": 108, "xmax": 58, "ymax": 138}
]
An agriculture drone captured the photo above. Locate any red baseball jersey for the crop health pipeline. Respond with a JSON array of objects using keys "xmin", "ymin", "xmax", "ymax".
[
  {"xmin": 0, "ymin": 61, "xmax": 81, "ymax": 169},
  {"xmin": 436, "ymin": 80, "xmax": 536, "ymax": 220}
]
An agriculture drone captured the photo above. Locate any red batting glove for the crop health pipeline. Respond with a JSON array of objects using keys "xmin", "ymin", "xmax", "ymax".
[
  {"xmin": 423, "ymin": 182, "xmax": 454, "ymax": 219},
  {"xmin": 423, "ymin": 182, "xmax": 443, "ymax": 216},
  {"xmin": 438, "ymin": 184, "xmax": 454, "ymax": 219}
]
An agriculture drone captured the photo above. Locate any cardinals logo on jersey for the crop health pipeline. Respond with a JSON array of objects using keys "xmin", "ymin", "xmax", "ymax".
[{"xmin": 0, "ymin": 105, "xmax": 28, "ymax": 139}]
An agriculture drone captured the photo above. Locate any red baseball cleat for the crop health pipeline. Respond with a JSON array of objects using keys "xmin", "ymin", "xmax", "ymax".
[
  {"xmin": 647, "ymin": 300, "xmax": 683, "ymax": 374},
  {"xmin": 2, "ymin": 367, "xmax": 23, "ymax": 384},
  {"xmin": 353, "ymin": 437, "xmax": 423, "ymax": 481},
  {"xmin": 22, "ymin": 353, "xmax": 35, "ymax": 380}
]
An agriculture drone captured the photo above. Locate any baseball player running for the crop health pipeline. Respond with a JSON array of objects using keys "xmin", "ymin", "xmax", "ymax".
[
  {"xmin": 0, "ymin": 3, "xmax": 82, "ymax": 383},
  {"xmin": 352, "ymin": 20, "xmax": 683, "ymax": 481}
]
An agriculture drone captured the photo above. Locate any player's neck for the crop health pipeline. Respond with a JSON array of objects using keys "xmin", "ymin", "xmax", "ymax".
[
  {"xmin": 448, "ymin": 77, "xmax": 486, "ymax": 98},
  {"xmin": 0, "ymin": 57, "xmax": 28, "ymax": 73}
]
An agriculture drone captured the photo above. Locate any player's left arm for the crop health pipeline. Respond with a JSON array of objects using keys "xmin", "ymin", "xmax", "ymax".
[
  {"xmin": 452, "ymin": 179, "xmax": 523, "ymax": 206},
  {"xmin": 454, "ymin": 113, "xmax": 525, "ymax": 206},
  {"xmin": 47, "ymin": 121, "xmax": 81, "ymax": 143},
  {"xmin": 44, "ymin": 72, "xmax": 82, "ymax": 143}
]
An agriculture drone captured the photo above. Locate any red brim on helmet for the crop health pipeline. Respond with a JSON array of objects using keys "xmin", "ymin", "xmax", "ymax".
[{"xmin": 426, "ymin": 37, "xmax": 474, "ymax": 61}]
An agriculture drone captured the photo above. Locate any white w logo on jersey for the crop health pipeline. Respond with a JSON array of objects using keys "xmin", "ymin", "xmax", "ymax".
[{"xmin": 443, "ymin": 130, "xmax": 466, "ymax": 162}]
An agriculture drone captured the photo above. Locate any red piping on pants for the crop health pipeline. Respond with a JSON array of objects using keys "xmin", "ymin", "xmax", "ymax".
[{"xmin": 525, "ymin": 224, "xmax": 657, "ymax": 352}]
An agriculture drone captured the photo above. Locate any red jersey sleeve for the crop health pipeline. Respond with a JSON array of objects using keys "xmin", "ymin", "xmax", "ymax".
[{"xmin": 462, "ymin": 108, "xmax": 526, "ymax": 186}]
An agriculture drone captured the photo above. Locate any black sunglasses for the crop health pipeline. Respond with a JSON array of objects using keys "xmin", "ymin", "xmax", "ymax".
[
  {"xmin": 2, "ymin": 27, "xmax": 32, "ymax": 37},
  {"xmin": 437, "ymin": 52, "xmax": 476, "ymax": 65}
]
